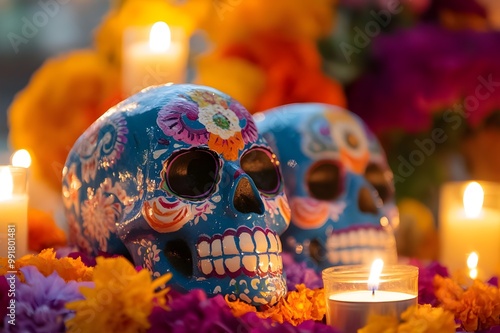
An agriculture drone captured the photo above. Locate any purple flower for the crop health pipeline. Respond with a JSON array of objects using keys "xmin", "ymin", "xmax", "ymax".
[
  {"xmin": 424, "ymin": 0, "xmax": 487, "ymax": 20},
  {"xmin": 282, "ymin": 252, "xmax": 323, "ymax": 290},
  {"xmin": 1, "ymin": 275, "xmax": 10, "ymax": 329},
  {"xmin": 340, "ymin": 0, "xmax": 431, "ymax": 14},
  {"xmin": 3, "ymin": 266, "xmax": 91, "ymax": 333},
  {"xmin": 348, "ymin": 25, "xmax": 500, "ymax": 134},
  {"xmin": 410, "ymin": 259, "xmax": 449, "ymax": 306},
  {"xmin": 487, "ymin": 276, "xmax": 499, "ymax": 287},
  {"xmin": 148, "ymin": 289, "xmax": 246, "ymax": 333}
]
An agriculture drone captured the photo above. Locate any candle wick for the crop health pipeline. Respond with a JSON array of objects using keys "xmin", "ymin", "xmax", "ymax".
[{"xmin": 372, "ymin": 288, "xmax": 375, "ymax": 296}]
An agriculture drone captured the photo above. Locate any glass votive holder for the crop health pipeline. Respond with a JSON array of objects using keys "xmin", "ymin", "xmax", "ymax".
[
  {"xmin": 0, "ymin": 166, "xmax": 28, "ymax": 258},
  {"xmin": 322, "ymin": 264, "xmax": 418, "ymax": 333}
]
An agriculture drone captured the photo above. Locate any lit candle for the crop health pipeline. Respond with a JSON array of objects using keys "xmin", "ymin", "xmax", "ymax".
[
  {"xmin": 439, "ymin": 181, "xmax": 500, "ymax": 279},
  {"xmin": 122, "ymin": 21, "xmax": 189, "ymax": 96},
  {"xmin": 323, "ymin": 260, "xmax": 418, "ymax": 333},
  {"xmin": 0, "ymin": 166, "xmax": 28, "ymax": 258},
  {"xmin": 468, "ymin": 252, "xmax": 479, "ymax": 280}
]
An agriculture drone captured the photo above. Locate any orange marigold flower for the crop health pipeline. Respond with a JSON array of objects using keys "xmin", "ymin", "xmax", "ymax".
[
  {"xmin": 0, "ymin": 248, "xmax": 93, "ymax": 282},
  {"xmin": 28, "ymin": 207, "xmax": 67, "ymax": 252},
  {"xmin": 202, "ymin": 0, "xmax": 336, "ymax": 46},
  {"xmin": 226, "ymin": 284, "xmax": 326, "ymax": 326},
  {"xmin": 8, "ymin": 50, "xmax": 119, "ymax": 191},
  {"xmin": 225, "ymin": 295, "xmax": 257, "ymax": 317},
  {"xmin": 434, "ymin": 275, "xmax": 500, "ymax": 331}
]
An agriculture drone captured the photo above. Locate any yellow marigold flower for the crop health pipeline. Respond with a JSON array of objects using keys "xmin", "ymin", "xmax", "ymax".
[
  {"xmin": 398, "ymin": 304, "xmax": 456, "ymax": 333},
  {"xmin": 0, "ymin": 248, "xmax": 93, "ymax": 282},
  {"xmin": 95, "ymin": 0, "xmax": 210, "ymax": 67},
  {"xmin": 66, "ymin": 256, "xmax": 171, "ymax": 333},
  {"xmin": 8, "ymin": 50, "xmax": 119, "ymax": 191},
  {"xmin": 359, "ymin": 305, "xmax": 456, "ymax": 333},
  {"xmin": 203, "ymin": 0, "xmax": 337, "ymax": 46},
  {"xmin": 358, "ymin": 314, "xmax": 398, "ymax": 333}
]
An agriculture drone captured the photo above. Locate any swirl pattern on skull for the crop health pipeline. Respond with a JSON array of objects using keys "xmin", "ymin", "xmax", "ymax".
[
  {"xmin": 63, "ymin": 84, "xmax": 290, "ymax": 306},
  {"xmin": 255, "ymin": 103, "xmax": 398, "ymax": 272}
]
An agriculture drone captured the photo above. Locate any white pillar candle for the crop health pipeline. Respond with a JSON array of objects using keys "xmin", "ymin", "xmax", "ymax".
[
  {"xmin": 323, "ymin": 260, "xmax": 418, "ymax": 333},
  {"xmin": 0, "ymin": 166, "xmax": 28, "ymax": 259},
  {"xmin": 439, "ymin": 181, "xmax": 500, "ymax": 279},
  {"xmin": 122, "ymin": 21, "xmax": 189, "ymax": 97}
]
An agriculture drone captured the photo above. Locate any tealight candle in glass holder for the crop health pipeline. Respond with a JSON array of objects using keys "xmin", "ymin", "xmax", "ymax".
[{"xmin": 323, "ymin": 260, "xmax": 418, "ymax": 333}]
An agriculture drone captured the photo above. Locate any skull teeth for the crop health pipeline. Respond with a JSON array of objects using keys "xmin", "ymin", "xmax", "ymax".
[
  {"xmin": 325, "ymin": 225, "xmax": 397, "ymax": 265},
  {"xmin": 197, "ymin": 227, "xmax": 283, "ymax": 278}
]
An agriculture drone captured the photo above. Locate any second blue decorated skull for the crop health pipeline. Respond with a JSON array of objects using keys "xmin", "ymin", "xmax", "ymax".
[
  {"xmin": 62, "ymin": 84, "xmax": 290, "ymax": 306},
  {"xmin": 255, "ymin": 103, "xmax": 398, "ymax": 272}
]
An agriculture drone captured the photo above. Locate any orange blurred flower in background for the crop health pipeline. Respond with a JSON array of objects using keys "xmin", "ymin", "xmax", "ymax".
[
  {"xmin": 8, "ymin": 50, "xmax": 119, "ymax": 191},
  {"xmin": 28, "ymin": 208, "xmax": 67, "ymax": 252},
  {"xmin": 196, "ymin": 35, "xmax": 346, "ymax": 114},
  {"xmin": 203, "ymin": 0, "xmax": 337, "ymax": 46}
]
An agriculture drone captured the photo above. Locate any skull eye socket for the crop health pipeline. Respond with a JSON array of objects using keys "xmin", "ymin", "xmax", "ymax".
[
  {"xmin": 240, "ymin": 148, "xmax": 281, "ymax": 195},
  {"xmin": 364, "ymin": 163, "xmax": 393, "ymax": 203},
  {"xmin": 307, "ymin": 160, "xmax": 342, "ymax": 201},
  {"xmin": 165, "ymin": 149, "xmax": 219, "ymax": 200}
]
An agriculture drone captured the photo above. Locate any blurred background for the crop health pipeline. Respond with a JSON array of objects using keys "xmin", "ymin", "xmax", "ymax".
[
  {"xmin": 0, "ymin": 0, "xmax": 109, "ymax": 158},
  {"xmin": 1, "ymin": 0, "xmax": 500, "ymax": 260}
]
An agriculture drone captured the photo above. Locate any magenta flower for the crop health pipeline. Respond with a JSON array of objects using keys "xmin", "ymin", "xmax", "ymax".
[
  {"xmin": 148, "ymin": 289, "xmax": 245, "ymax": 333},
  {"xmin": 409, "ymin": 259, "xmax": 449, "ymax": 306},
  {"xmin": 149, "ymin": 288, "xmax": 337, "ymax": 333},
  {"xmin": 2, "ymin": 266, "xmax": 92, "ymax": 333},
  {"xmin": 348, "ymin": 24, "xmax": 500, "ymax": 134},
  {"xmin": 1, "ymin": 275, "xmax": 10, "ymax": 330}
]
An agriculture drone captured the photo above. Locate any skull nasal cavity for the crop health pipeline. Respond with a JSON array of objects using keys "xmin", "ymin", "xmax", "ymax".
[
  {"xmin": 358, "ymin": 187, "xmax": 379, "ymax": 214},
  {"xmin": 233, "ymin": 178, "xmax": 264, "ymax": 214}
]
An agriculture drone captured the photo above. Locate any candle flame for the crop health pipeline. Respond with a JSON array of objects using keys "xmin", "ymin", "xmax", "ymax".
[
  {"xmin": 11, "ymin": 149, "xmax": 32, "ymax": 168},
  {"xmin": 149, "ymin": 21, "xmax": 171, "ymax": 52},
  {"xmin": 0, "ymin": 168, "xmax": 13, "ymax": 201},
  {"xmin": 467, "ymin": 252, "xmax": 479, "ymax": 279},
  {"xmin": 463, "ymin": 182, "xmax": 484, "ymax": 218},
  {"xmin": 368, "ymin": 258, "xmax": 384, "ymax": 292}
]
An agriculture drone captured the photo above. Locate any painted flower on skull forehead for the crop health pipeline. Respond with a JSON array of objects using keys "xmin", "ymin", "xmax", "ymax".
[{"xmin": 157, "ymin": 90, "xmax": 258, "ymax": 160}]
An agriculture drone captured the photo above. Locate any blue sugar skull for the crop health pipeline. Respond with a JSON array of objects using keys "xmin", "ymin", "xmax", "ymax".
[
  {"xmin": 62, "ymin": 84, "xmax": 290, "ymax": 306},
  {"xmin": 255, "ymin": 103, "xmax": 398, "ymax": 272}
]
